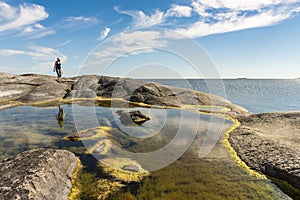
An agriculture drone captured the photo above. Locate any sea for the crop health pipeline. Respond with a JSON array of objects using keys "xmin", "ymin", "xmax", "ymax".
[{"xmin": 145, "ymin": 79, "xmax": 300, "ymax": 113}]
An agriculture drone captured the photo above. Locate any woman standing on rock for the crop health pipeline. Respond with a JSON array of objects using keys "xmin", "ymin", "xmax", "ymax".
[{"xmin": 53, "ymin": 58, "xmax": 63, "ymax": 82}]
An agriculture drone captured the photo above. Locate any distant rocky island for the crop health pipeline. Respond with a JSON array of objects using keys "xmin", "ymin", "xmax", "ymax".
[{"xmin": 0, "ymin": 72, "xmax": 299, "ymax": 199}]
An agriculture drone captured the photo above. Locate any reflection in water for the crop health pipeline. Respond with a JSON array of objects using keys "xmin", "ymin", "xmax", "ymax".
[
  {"xmin": 0, "ymin": 104, "xmax": 292, "ymax": 199},
  {"xmin": 56, "ymin": 105, "xmax": 65, "ymax": 128}
]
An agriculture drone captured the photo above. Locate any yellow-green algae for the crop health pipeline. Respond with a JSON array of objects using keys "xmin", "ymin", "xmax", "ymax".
[
  {"xmin": 93, "ymin": 179, "xmax": 124, "ymax": 200},
  {"xmin": 197, "ymin": 107, "xmax": 267, "ymax": 179},
  {"xmin": 0, "ymin": 95, "xmax": 287, "ymax": 199},
  {"xmin": 222, "ymin": 115, "xmax": 267, "ymax": 179},
  {"xmin": 112, "ymin": 131, "xmax": 286, "ymax": 200},
  {"xmin": 99, "ymin": 158, "xmax": 150, "ymax": 183},
  {"xmin": 68, "ymin": 162, "xmax": 124, "ymax": 200},
  {"xmin": 64, "ymin": 126, "xmax": 111, "ymax": 141},
  {"xmin": 69, "ymin": 157, "xmax": 83, "ymax": 200},
  {"xmin": 62, "ymin": 97, "xmax": 268, "ymax": 182}
]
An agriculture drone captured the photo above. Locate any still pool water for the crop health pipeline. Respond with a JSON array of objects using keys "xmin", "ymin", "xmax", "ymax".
[{"xmin": 0, "ymin": 103, "xmax": 291, "ymax": 199}]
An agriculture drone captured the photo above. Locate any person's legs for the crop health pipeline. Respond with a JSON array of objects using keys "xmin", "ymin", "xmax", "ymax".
[{"xmin": 56, "ymin": 68, "xmax": 62, "ymax": 81}]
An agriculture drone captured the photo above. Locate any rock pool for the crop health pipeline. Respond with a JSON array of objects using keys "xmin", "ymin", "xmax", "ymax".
[{"xmin": 0, "ymin": 102, "xmax": 291, "ymax": 199}]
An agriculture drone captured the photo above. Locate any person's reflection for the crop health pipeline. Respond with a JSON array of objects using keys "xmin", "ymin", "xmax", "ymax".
[{"xmin": 56, "ymin": 105, "xmax": 65, "ymax": 128}]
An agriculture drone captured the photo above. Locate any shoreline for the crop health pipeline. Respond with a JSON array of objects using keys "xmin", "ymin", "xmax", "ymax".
[
  {"xmin": 229, "ymin": 112, "xmax": 300, "ymax": 198},
  {"xmin": 0, "ymin": 72, "xmax": 298, "ymax": 199}
]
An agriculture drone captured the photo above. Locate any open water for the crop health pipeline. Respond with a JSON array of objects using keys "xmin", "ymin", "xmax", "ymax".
[{"xmin": 147, "ymin": 79, "xmax": 300, "ymax": 113}]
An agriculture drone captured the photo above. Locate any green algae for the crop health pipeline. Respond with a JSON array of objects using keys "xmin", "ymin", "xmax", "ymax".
[
  {"xmin": 99, "ymin": 158, "xmax": 150, "ymax": 183},
  {"xmin": 0, "ymin": 103, "xmax": 294, "ymax": 199}
]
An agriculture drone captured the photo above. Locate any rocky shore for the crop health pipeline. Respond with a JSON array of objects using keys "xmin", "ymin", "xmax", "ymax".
[
  {"xmin": 0, "ymin": 72, "xmax": 299, "ymax": 198},
  {"xmin": 229, "ymin": 112, "xmax": 300, "ymax": 190},
  {"xmin": 0, "ymin": 72, "xmax": 247, "ymax": 116}
]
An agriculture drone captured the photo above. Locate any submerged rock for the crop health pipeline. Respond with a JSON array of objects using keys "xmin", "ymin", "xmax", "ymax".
[
  {"xmin": 99, "ymin": 158, "xmax": 150, "ymax": 183},
  {"xmin": 0, "ymin": 148, "xmax": 78, "ymax": 200},
  {"xmin": 64, "ymin": 126, "xmax": 111, "ymax": 141},
  {"xmin": 86, "ymin": 139, "xmax": 113, "ymax": 155},
  {"xmin": 116, "ymin": 110, "xmax": 151, "ymax": 126},
  {"xmin": 229, "ymin": 112, "xmax": 300, "ymax": 189},
  {"xmin": 122, "ymin": 165, "xmax": 140, "ymax": 172}
]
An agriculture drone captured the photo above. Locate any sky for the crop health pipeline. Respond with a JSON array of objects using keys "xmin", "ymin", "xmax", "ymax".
[{"xmin": 0, "ymin": 0, "xmax": 300, "ymax": 78}]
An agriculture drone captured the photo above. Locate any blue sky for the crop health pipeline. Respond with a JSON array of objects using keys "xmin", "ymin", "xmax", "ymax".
[{"xmin": 0, "ymin": 0, "xmax": 300, "ymax": 78}]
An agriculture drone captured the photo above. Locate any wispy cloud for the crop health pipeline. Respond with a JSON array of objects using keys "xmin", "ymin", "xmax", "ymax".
[
  {"xmin": 166, "ymin": 4, "xmax": 193, "ymax": 17},
  {"xmin": 61, "ymin": 15, "xmax": 98, "ymax": 32},
  {"xmin": 87, "ymin": 30, "xmax": 168, "ymax": 66},
  {"xmin": 193, "ymin": 0, "xmax": 298, "ymax": 11},
  {"xmin": 66, "ymin": 16, "xmax": 96, "ymax": 22},
  {"xmin": 0, "ymin": 43, "xmax": 68, "ymax": 74},
  {"xmin": 115, "ymin": 1, "xmax": 300, "ymax": 38},
  {"xmin": 55, "ymin": 40, "xmax": 72, "ymax": 47},
  {"xmin": 0, "ymin": 44, "xmax": 67, "ymax": 62},
  {"xmin": 178, "ymin": 0, "xmax": 300, "ymax": 38},
  {"xmin": 97, "ymin": 27, "xmax": 111, "ymax": 41},
  {"xmin": 20, "ymin": 23, "xmax": 55, "ymax": 39},
  {"xmin": 0, "ymin": 2, "xmax": 55, "ymax": 39},
  {"xmin": 114, "ymin": 6, "xmax": 165, "ymax": 28},
  {"xmin": 0, "ymin": 2, "xmax": 48, "ymax": 32},
  {"xmin": 110, "ymin": 18, "xmax": 123, "ymax": 26}
]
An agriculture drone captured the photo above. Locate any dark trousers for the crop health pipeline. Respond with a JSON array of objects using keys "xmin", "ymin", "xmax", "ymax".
[{"xmin": 56, "ymin": 68, "xmax": 62, "ymax": 77}]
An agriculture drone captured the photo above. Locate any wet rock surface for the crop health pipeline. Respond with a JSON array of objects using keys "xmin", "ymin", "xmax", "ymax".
[
  {"xmin": 116, "ymin": 110, "xmax": 151, "ymax": 126},
  {"xmin": 0, "ymin": 148, "xmax": 78, "ymax": 200},
  {"xmin": 229, "ymin": 112, "xmax": 300, "ymax": 189}
]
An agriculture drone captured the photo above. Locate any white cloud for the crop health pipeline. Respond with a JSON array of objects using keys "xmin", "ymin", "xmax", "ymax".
[
  {"xmin": 97, "ymin": 27, "xmax": 111, "ymax": 41},
  {"xmin": 0, "ymin": 2, "xmax": 48, "ymax": 32},
  {"xmin": 0, "ymin": 2, "xmax": 16, "ymax": 20},
  {"xmin": 26, "ymin": 30, "xmax": 55, "ymax": 39},
  {"xmin": 176, "ymin": 9, "xmax": 292, "ymax": 38},
  {"xmin": 0, "ymin": 44, "xmax": 67, "ymax": 62},
  {"xmin": 0, "ymin": 44, "xmax": 68, "ymax": 74},
  {"xmin": 66, "ymin": 16, "xmax": 96, "ymax": 22},
  {"xmin": 114, "ymin": 1, "xmax": 300, "ymax": 39},
  {"xmin": 87, "ymin": 30, "xmax": 168, "ymax": 66},
  {"xmin": 55, "ymin": 40, "xmax": 72, "ymax": 47},
  {"xmin": 115, "ymin": 6, "xmax": 165, "ymax": 28},
  {"xmin": 166, "ymin": 4, "xmax": 193, "ymax": 17},
  {"xmin": 23, "ymin": 23, "xmax": 45, "ymax": 33},
  {"xmin": 174, "ymin": 0, "xmax": 300, "ymax": 38},
  {"xmin": 114, "ymin": 4, "xmax": 193, "ymax": 28},
  {"xmin": 194, "ymin": 0, "xmax": 299, "ymax": 11},
  {"xmin": 61, "ymin": 15, "xmax": 98, "ymax": 32}
]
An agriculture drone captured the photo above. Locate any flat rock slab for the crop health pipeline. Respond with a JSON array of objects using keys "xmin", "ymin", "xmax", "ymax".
[
  {"xmin": 0, "ymin": 73, "xmax": 75, "ymax": 104},
  {"xmin": 0, "ymin": 148, "xmax": 78, "ymax": 200},
  {"xmin": 229, "ymin": 112, "xmax": 300, "ymax": 189}
]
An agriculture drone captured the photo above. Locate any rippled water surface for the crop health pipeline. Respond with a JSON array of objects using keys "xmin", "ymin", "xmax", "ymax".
[{"xmin": 147, "ymin": 79, "xmax": 300, "ymax": 113}]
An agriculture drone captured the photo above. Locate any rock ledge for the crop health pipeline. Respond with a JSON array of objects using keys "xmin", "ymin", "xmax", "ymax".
[{"xmin": 0, "ymin": 148, "xmax": 78, "ymax": 200}]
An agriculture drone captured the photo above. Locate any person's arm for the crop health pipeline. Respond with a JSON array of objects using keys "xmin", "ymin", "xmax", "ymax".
[{"xmin": 53, "ymin": 62, "xmax": 56, "ymax": 72}]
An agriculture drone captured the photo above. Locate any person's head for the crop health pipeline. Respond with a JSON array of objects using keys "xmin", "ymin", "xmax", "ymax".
[{"xmin": 57, "ymin": 58, "xmax": 60, "ymax": 61}]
